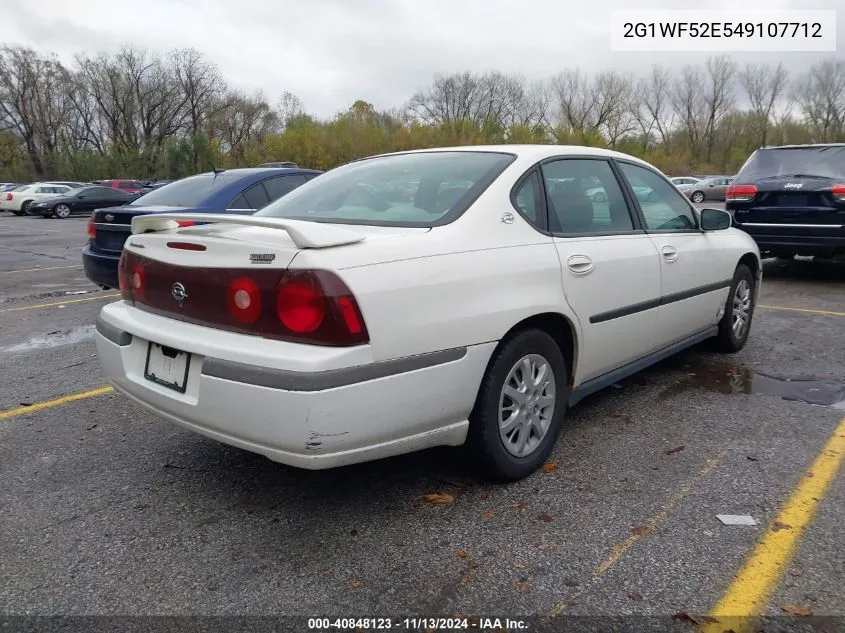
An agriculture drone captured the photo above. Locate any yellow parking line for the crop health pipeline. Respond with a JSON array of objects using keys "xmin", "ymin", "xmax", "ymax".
[
  {"xmin": 701, "ymin": 416, "xmax": 845, "ymax": 633},
  {"xmin": 0, "ymin": 293, "xmax": 119, "ymax": 313},
  {"xmin": 759, "ymin": 304, "xmax": 845, "ymax": 317},
  {"xmin": 0, "ymin": 386, "xmax": 113, "ymax": 420},
  {"xmin": 0, "ymin": 264, "xmax": 80, "ymax": 274}
]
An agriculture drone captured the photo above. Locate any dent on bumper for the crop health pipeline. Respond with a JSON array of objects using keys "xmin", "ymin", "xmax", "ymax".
[{"xmin": 95, "ymin": 319, "xmax": 494, "ymax": 469}]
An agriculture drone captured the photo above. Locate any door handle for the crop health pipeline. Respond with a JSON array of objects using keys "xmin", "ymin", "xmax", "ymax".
[
  {"xmin": 661, "ymin": 245, "xmax": 679, "ymax": 262},
  {"xmin": 567, "ymin": 254, "xmax": 594, "ymax": 274}
]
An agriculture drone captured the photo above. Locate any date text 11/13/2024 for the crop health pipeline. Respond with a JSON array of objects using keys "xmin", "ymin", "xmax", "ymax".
[{"xmin": 307, "ymin": 617, "xmax": 529, "ymax": 631}]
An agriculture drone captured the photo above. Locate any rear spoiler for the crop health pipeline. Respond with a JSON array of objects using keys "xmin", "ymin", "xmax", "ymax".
[{"xmin": 131, "ymin": 213, "xmax": 366, "ymax": 249}]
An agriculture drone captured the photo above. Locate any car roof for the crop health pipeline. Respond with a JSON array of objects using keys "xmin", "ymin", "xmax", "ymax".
[
  {"xmin": 760, "ymin": 143, "xmax": 845, "ymax": 149},
  {"xmin": 361, "ymin": 144, "xmax": 655, "ymax": 165}
]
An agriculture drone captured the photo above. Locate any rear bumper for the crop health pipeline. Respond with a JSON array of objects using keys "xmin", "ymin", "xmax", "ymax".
[
  {"xmin": 734, "ymin": 223, "xmax": 845, "ymax": 257},
  {"xmin": 95, "ymin": 302, "xmax": 495, "ymax": 469},
  {"xmin": 82, "ymin": 243, "xmax": 120, "ymax": 289}
]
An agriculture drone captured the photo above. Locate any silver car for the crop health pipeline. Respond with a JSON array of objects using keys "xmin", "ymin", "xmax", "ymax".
[{"xmin": 682, "ymin": 176, "xmax": 734, "ymax": 203}]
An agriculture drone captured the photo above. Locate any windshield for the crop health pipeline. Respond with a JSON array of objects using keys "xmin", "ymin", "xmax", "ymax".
[
  {"xmin": 738, "ymin": 146, "xmax": 845, "ymax": 180},
  {"xmin": 255, "ymin": 151, "xmax": 515, "ymax": 227},
  {"xmin": 130, "ymin": 172, "xmax": 245, "ymax": 207}
]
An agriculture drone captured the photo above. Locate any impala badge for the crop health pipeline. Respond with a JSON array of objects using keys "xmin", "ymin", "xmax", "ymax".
[
  {"xmin": 250, "ymin": 253, "xmax": 275, "ymax": 264},
  {"xmin": 171, "ymin": 282, "xmax": 188, "ymax": 303}
]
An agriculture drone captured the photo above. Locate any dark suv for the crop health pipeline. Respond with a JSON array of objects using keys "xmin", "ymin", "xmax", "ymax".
[{"xmin": 726, "ymin": 144, "xmax": 845, "ymax": 259}]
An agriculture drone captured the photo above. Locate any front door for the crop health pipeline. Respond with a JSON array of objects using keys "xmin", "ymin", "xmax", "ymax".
[
  {"xmin": 616, "ymin": 162, "xmax": 733, "ymax": 344},
  {"xmin": 539, "ymin": 157, "xmax": 662, "ymax": 383}
]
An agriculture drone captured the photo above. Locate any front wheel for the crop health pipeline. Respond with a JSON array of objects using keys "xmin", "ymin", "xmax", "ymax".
[
  {"xmin": 712, "ymin": 264, "xmax": 755, "ymax": 353},
  {"xmin": 54, "ymin": 204, "xmax": 71, "ymax": 219},
  {"xmin": 467, "ymin": 329, "xmax": 568, "ymax": 481},
  {"xmin": 691, "ymin": 191, "xmax": 705, "ymax": 203}
]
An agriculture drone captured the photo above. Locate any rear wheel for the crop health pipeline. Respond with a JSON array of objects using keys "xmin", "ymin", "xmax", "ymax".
[
  {"xmin": 54, "ymin": 204, "xmax": 71, "ymax": 219},
  {"xmin": 691, "ymin": 191, "xmax": 705, "ymax": 203},
  {"xmin": 467, "ymin": 329, "xmax": 568, "ymax": 481},
  {"xmin": 712, "ymin": 264, "xmax": 755, "ymax": 353}
]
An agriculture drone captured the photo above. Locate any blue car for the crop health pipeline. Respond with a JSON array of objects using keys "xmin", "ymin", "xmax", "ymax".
[{"xmin": 83, "ymin": 167, "xmax": 321, "ymax": 289}]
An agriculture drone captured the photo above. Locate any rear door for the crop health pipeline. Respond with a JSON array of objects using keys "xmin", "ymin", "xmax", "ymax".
[
  {"xmin": 538, "ymin": 157, "xmax": 662, "ymax": 383},
  {"xmin": 616, "ymin": 161, "xmax": 734, "ymax": 344}
]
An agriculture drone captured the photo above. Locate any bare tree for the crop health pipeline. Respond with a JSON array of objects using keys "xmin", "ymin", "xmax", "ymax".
[
  {"xmin": 794, "ymin": 60, "xmax": 845, "ymax": 142},
  {"xmin": 670, "ymin": 65, "xmax": 708, "ymax": 162},
  {"xmin": 702, "ymin": 56, "xmax": 737, "ymax": 165},
  {"xmin": 739, "ymin": 62, "xmax": 788, "ymax": 147},
  {"xmin": 631, "ymin": 65, "xmax": 674, "ymax": 151},
  {"xmin": 277, "ymin": 90, "xmax": 304, "ymax": 128}
]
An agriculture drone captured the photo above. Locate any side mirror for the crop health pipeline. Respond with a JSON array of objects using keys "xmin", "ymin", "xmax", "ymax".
[{"xmin": 700, "ymin": 208, "xmax": 731, "ymax": 231}]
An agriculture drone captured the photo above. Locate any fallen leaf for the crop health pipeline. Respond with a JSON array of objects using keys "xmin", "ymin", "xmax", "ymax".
[
  {"xmin": 480, "ymin": 493, "xmax": 490, "ymax": 501},
  {"xmin": 514, "ymin": 563, "xmax": 527, "ymax": 569},
  {"xmin": 456, "ymin": 551, "xmax": 468, "ymax": 558},
  {"xmin": 513, "ymin": 503, "xmax": 523, "ymax": 510},
  {"xmin": 807, "ymin": 472, "xmax": 815, "ymax": 478},
  {"xmin": 349, "ymin": 579, "xmax": 361, "ymax": 588},
  {"xmin": 19, "ymin": 401, "xmax": 32, "ymax": 407},
  {"xmin": 542, "ymin": 462, "xmax": 558, "ymax": 473},
  {"xmin": 514, "ymin": 582, "xmax": 530, "ymax": 592},
  {"xmin": 422, "ymin": 492, "xmax": 454, "ymax": 504},
  {"xmin": 321, "ymin": 569, "xmax": 332, "ymax": 578},
  {"xmin": 628, "ymin": 592, "xmax": 643, "ymax": 602},
  {"xmin": 746, "ymin": 455, "xmax": 760, "ymax": 462},
  {"xmin": 86, "ymin": 424, "xmax": 98, "ymax": 431},
  {"xmin": 537, "ymin": 513, "xmax": 553, "ymax": 523},
  {"xmin": 459, "ymin": 571, "xmax": 470, "ymax": 585},
  {"xmin": 772, "ymin": 521, "xmax": 792, "ymax": 532},
  {"xmin": 468, "ymin": 561, "xmax": 479, "ymax": 570},
  {"xmin": 665, "ymin": 445, "xmax": 686, "ymax": 455},
  {"xmin": 782, "ymin": 604, "xmax": 812, "ymax": 617},
  {"xmin": 671, "ymin": 612, "xmax": 716, "ymax": 624},
  {"xmin": 482, "ymin": 511, "xmax": 496, "ymax": 519},
  {"xmin": 631, "ymin": 525, "xmax": 653, "ymax": 537}
]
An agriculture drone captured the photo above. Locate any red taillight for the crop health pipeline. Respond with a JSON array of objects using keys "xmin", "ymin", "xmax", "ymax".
[
  {"xmin": 176, "ymin": 220, "xmax": 195, "ymax": 227},
  {"xmin": 117, "ymin": 252, "xmax": 129, "ymax": 299},
  {"xmin": 87, "ymin": 216, "xmax": 96, "ymax": 239},
  {"xmin": 336, "ymin": 296, "xmax": 363, "ymax": 334},
  {"xmin": 832, "ymin": 184, "xmax": 845, "ymax": 201},
  {"xmin": 276, "ymin": 280, "xmax": 325, "ymax": 333},
  {"xmin": 726, "ymin": 184, "xmax": 757, "ymax": 202},
  {"xmin": 227, "ymin": 277, "xmax": 262, "ymax": 325},
  {"xmin": 5, "ymin": 193, "xmax": 12, "ymax": 201}
]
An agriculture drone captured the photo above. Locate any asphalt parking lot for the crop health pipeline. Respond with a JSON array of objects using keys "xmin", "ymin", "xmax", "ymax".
[{"xmin": 1, "ymin": 211, "xmax": 843, "ymax": 630}]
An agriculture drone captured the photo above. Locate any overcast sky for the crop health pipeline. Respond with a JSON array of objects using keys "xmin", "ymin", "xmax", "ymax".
[{"xmin": 5, "ymin": 0, "xmax": 843, "ymax": 118}]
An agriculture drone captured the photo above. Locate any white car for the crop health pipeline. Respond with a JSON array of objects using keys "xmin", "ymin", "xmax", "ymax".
[
  {"xmin": 670, "ymin": 176, "xmax": 701, "ymax": 187},
  {"xmin": 0, "ymin": 183, "xmax": 73, "ymax": 215},
  {"xmin": 95, "ymin": 145, "xmax": 761, "ymax": 481}
]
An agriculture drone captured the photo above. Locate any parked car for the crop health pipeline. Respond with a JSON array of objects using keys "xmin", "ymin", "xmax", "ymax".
[
  {"xmin": 46, "ymin": 181, "xmax": 87, "ymax": 189},
  {"xmin": 83, "ymin": 167, "xmax": 322, "ymax": 289},
  {"xmin": 27, "ymin": 185, "xmax": 137, "ymax": 219},
  {"xmin": 670, "ymin": 176, "xmax": 701, "ymax": 187},
  {"xmin": 0, "ymin": 182, "xmax": 22, "ymax": 192},
  {"xmin": 0, "ymin": 183, "xmax": 73, "ymax": 215},
  {"xmin": 95, "ymin": 179, "xmax": 145, "ymax": 194},
  {"xmin": 727, "ymin": 143, "xmax": 845, "ymax": 260},
  {"xmin": 138, "ymin": 180, "xmax": 173, "ymax": 195},
  {"xmin": 681, "ymin": 176, "xmax": 734, "ymax": 203},
  {"xmin": 94, "ymin": 145, "xmax": 761, "ymax": 481}
]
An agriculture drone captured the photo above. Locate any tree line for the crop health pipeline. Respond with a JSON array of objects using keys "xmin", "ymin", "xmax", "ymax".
[{"xmin": 1, "ymin": 44, "xmax": 844, "ymax": 182}]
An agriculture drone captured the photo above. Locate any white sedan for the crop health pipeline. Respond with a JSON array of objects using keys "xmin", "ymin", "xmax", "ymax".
[
  {"xmin": 0, "ymin": 183, "xmax": 73, "ymax": 214},
  {"xmin": 95, "ymin": 145, "xmax": 761, "ymax": 481}
]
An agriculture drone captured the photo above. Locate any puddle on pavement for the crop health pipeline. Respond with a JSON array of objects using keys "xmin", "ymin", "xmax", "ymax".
[
  {"xmin": 2, "ymin": 325, "xmax": 96, "ymax": 353},
  {"xmin": 658, "ymin": 357, "xmax": 845, "ymax": 410}
]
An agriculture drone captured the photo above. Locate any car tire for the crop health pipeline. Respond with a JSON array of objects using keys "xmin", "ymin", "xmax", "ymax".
[
  {"xmin": 54, "ymin": 204, "xmax": 71, "ymax": 219},
  {"xmin": 467, "ymin": 328, "xmax": 569, "ymax": 482},
  {"xmin": 712, "ymin": 264, "xmax": 755, "ymax": 353},
  {"xmin": 691, "ymin": 191, "xmax": 705, "ymax": 203}
]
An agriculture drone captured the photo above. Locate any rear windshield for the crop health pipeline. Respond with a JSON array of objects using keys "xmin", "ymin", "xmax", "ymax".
[
  {"xmin": 12, "ymin": 185, "xmax": 30, "ymax": 192},
  {"xmin": 130, "ymin": 173, "xmax": 245, "ymax": 207},
  {"xmin": 738, "ymin": 146, "xmax": 845, "ymax": 180},
  {"xmin": 255, "ymin": 151, "xmax": 515, "ymax": 227}
]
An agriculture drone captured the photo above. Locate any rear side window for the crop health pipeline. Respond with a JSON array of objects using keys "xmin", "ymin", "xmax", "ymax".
[
  {"xmin": 737, "ymin": 146, "xmax": 845, "ymax": 181},
  {"xmin": 263, "ymin": 174, "xmax": 308, "ymax": 201},
  {"xmin": 255, "ymin": 151, "xmax": 515, "ymax": 227},
  {"xmin": 118, "ymin": 181, "xmax": 136, "ymax": 190},
  {"xmin": 540, "ymin": 159, "xmax": 635, "ymax": 234},
  {"xmin": 242, "ymin": 183, "xmax": 271, "ymax": 209}
]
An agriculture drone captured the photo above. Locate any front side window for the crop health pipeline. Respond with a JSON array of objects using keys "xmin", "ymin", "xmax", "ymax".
[
  {"xmin": 617, "ymin": 162, "xmax": 698, "ymax": 232},
  {"xmin": 540, "ymin": 159, "xmax": 635, "ymax": 234},
  {"xmin": 263, "ymin": 174, "xmax": 308, "ymax": 201},
  {"xmin": 255, "ymin": 151, "xmax": 515, "ymax": 227}
]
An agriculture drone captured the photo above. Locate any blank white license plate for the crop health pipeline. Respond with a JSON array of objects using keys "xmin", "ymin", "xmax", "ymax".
[{"xmin": 144, "ymin": 342, "xmax": 191, "ymax": 393}]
